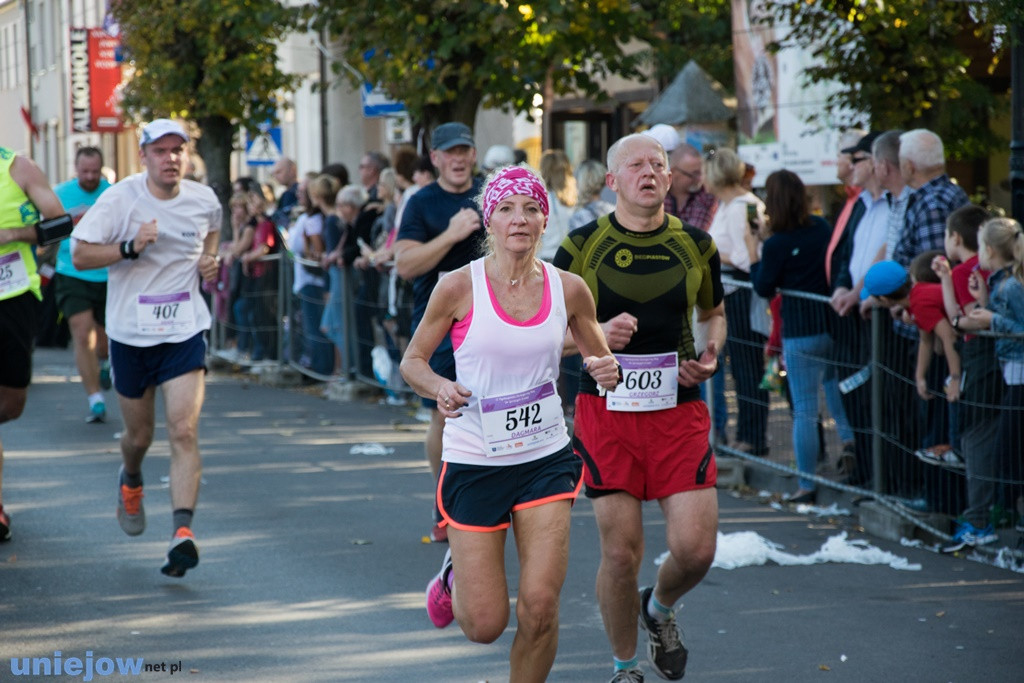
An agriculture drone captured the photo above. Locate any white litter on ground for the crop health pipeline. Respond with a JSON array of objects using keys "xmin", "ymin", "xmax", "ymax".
[
  {"xmin": 769, "ymin": 501, "xmax": 853, "ymax": 517},
  {"xmin": 654, "ymin": 531, "xmax": 922, "ymax": 571},
  {"xmin": 349, "ymin": 443, "xmax": 394, "ymax": 456},
  {"xmin": 902, "ymin": 535, "xmax": 1024, "ymax": 574}
]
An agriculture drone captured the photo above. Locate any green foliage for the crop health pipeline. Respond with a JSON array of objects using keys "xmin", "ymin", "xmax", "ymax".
[
  {"xmin": 112, "ymin": 0, "xmax": 303, "ymax": 128},
  {"xmin": 309, "ymin": 0, "xmax": 734, "ymax": 131},
  {"xmin": 760, "ymin": 0, "xmax": 1011, "ymax": 160},
  {"xmin": 637, "ymin": 0, "xmax": 734, "ymax": 89}
]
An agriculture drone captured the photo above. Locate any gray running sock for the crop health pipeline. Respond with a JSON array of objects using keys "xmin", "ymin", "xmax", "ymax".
[
  {"xmin": 121, "ymin": 469, "xmax": 143, "ymax": 488},
  {"xmin": 172, "ymin": 509, "xmax": 193, "ymax": 531}
]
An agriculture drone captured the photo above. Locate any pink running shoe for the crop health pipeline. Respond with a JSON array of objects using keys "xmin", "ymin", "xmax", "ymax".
[
  {"xmin": 425, "ymin": 548, "xmax": 454, "ymax": 628},
  {"xmin": 429, "ymin": 522, "xmax": 448, "ymax": 543}
]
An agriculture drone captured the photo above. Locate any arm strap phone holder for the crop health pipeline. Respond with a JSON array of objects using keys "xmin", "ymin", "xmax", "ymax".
[{"xmin": 35, "ymin": 214, "xmax": 74, "ymax": 246}]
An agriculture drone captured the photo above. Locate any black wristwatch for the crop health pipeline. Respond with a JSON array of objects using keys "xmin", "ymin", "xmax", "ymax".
[
  {"xmin": 120, "ymin": 240, "xmax": 139, "ymax": 260},
  {"xmin": 952, "ymin": 314, "xmax": 961, "ymax": 331}
]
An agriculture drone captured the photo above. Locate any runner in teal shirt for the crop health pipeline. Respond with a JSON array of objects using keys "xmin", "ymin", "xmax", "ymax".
[{"xmin": 53, "ymin": 147, "xmax": 112, "ymax": 422}]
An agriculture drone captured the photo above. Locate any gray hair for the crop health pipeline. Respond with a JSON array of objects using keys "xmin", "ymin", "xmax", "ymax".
[
  {"xmin": 575, "ymin": 159, "xmax": 608, "ymax": 203},
  {"xmin": 899, "ymin": 129, "xmax": 945, "ymax": 170},
  {"xmin": 871, "ymin": 129, "xmax": 904, "ymax": 166},
  {"xmin": 670, "ymin": 143, "xmax": 701, "ymax": 164},
  {"xmin": 337, "ymin": 183, "xmax": 368, "ymax": 208}
]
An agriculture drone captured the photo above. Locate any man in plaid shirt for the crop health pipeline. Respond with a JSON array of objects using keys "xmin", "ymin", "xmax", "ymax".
[
  {"xmin": 664, "ymin": 143, "xmax": 718, "ymax": 231},
  {"xmin": 892, "ymin": 129, "xmax": 968, "ymax": 267}
]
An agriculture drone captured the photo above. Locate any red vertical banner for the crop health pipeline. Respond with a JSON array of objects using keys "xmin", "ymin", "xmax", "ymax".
[
  {"xmin": 69, "ymin": 27, "xmax": 124, "ymax": 133},
  {"xmin": 88, "ymin": 28, "xmax": 123, "ymax": 132}
]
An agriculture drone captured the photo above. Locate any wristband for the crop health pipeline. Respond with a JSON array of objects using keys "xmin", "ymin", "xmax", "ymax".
[
  {"xmin": 120, "ymin": 240, "xmax": 139, "ymax": 260},
  {"xmin": 952, "ymin": 314, "xmax": 960, "ymax": 331}
]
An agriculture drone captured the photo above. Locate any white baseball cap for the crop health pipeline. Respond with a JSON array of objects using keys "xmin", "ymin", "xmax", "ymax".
[
  {"xmin": 641, "ymin": 124, "xmax": 681, "ymax": 153},
  {"xmin": 139, "ymin": 118, "xmax": 189, "ymax": 149}
]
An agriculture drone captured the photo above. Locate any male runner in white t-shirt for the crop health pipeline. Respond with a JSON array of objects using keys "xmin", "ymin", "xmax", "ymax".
[{"xmin": 72, "ymin": 119, "xmax": 221, "ymax": 578}]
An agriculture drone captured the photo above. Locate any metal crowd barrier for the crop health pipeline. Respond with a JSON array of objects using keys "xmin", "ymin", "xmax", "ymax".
[
  {"xmin": 716, "ymin": 276, "xmax": 1023, "ymax": 557},
  {"xmin": 208, "ymin": 245, "xmax": 416, "ymax": 400}
]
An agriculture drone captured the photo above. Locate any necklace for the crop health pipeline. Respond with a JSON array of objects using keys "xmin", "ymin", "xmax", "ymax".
[{"xmin": 491, "ymin": 257, "xmax": 535, "ymax": 287}]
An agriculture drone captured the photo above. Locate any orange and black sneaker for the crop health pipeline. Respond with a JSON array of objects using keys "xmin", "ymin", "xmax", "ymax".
[
  {"xmin": 161, "ymin": 527, "xmax": 199, "ymax": 578},
  {"xmin": 0, "ymin": 508, "xmax": 11, "ymax": 543},
  {"xmin": 116, "ymin": 466, "xmax": 145, "ymax": 536}
]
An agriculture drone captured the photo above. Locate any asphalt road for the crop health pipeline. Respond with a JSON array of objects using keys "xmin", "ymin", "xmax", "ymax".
[{"xmin": 1, "ymin": 347, "xmax": 1021, "ymax": 682}]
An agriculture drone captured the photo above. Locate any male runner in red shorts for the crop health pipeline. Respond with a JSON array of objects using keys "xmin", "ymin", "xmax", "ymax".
[{"xmin": 554, "ymin": 133, "xmax": 726, "ymax": 683}]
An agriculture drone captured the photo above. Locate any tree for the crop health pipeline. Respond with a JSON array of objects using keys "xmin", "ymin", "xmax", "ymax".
[
  {"xmin": 111, "ymin": 0, "xmax": 303, "ymax": 216},
  {"xmin": 310, "ymin": 0, "xmax": 733, "ymax": 141},
  {"xmin": 760, "ymin": 0, "xmax": 1018, "ymax": 159},
  {"xmin": 642, "ymin": 0, "xmax": 734, "ymax": 90}
]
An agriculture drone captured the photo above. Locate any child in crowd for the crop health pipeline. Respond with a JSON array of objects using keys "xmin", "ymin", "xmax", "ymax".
[
  {"xmin": 861, "ymin": 255, "xmax": 961, "ymax": 468},
  {"xmin": 931, "ymin": 205, "xmax": 1002, "ymax": 551},
  {"xmin": 957, "ymin": 217, "xmax": 1024, "ymax": 537}
]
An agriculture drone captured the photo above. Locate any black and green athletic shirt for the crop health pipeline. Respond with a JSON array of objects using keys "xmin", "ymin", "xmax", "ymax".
[{"xmin": 553, "ymin": 212, "xmax": 724, "ymax": 403}]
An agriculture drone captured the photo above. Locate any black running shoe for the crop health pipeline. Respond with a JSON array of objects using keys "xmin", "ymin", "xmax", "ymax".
[{"xmin": 638, "ymin": 586, "xmax": 688, "ymax": 680}]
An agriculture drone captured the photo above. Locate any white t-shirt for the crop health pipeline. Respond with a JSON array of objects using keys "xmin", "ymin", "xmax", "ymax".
[
  {"xmin": 71, "ymin": 173, "xmax": 221, "ymax": 347},
  {"xmin": 289, "ymin": 212, "xmax": 325, "ymax": 293},
  {"xmin": 708, "ymin": 192, "xmax": 764, "ymax": 294}
]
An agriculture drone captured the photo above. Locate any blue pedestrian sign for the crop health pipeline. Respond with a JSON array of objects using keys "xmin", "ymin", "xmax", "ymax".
[
  {"xmin": 246, "ymin": 123, "xmax": 282, "ymax": 167},
  {"xmin": 362, "ymin": 82, "xmax": 406, "ymax": 118}
]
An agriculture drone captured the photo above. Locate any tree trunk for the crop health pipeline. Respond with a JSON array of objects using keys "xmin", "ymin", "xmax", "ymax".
[
  {"xmin": 420, "ymin": 88, "xmax": 483, "ymax": 150},
  {"xmin": 195, "ymin": 114, "xmax": 236, "ymax": 234}
]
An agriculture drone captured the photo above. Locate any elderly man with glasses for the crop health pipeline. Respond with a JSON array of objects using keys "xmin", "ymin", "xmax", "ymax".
[{"xmin": 664, "ymin": 143, "xmax": 717, "ymax": 231}]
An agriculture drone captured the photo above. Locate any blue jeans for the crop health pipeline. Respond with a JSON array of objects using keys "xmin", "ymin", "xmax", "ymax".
[
  {"xmin": 783, "ymin": 333, "xmax": 853, "ymax": 490},
  {"xmin": 299, "ymin": 283, "xmax": 333, "ymax": 375},
  {"xmin": 233, "ymin": 295, "xmax": 254, "ymax": 355}
]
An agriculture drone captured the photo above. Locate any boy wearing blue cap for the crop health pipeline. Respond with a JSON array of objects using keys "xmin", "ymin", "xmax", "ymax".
[{"xmin": 863, "ymin": 255, "xmax": 962, "ymax": 470}]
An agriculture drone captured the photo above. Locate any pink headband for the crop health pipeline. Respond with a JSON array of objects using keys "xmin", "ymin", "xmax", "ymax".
[{"xmin": 481, "ymin": 166, "xmax": 549, "ymax": 226}]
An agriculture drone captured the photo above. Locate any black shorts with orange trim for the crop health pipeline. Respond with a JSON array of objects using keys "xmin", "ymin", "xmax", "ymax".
[
  {"xmin": 573, "ymin": 393, "xmax": 717, "ymax": 501},
  {"xmin": 437, "ymin": 443, "xmax": 583, "ymax": 532}
]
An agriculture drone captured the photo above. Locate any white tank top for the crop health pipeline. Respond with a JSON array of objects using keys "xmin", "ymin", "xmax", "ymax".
[{"xmin": 442, "ymin": 257, "xmax": 569, "ymax": 466}]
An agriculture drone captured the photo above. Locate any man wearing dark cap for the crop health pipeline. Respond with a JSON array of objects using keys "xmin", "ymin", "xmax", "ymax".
[
  {"xmin": 72, "ymin": 118, "xmax": 221, "ymax": 578},
  {"xmin": 829, "ymin": 131, "xmax": 888, "ymax": 313},
  {"xmin": 828, "ymin": 130, "xmax": 889, "ymax": 483},
  {"xmin": 395, "ymin": 122, "xmax": 484, "ymax": 543}
]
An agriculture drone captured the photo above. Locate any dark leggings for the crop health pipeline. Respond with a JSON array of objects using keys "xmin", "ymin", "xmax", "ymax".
[{"xmin": 724, "ymin": 288, "xmax": 769, "ymax": 452}]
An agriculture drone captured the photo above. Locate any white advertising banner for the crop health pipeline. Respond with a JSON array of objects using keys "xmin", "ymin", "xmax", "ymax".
[{"xmin": 732, "ymin": 0, "xmax": 857, "ymax": 187}]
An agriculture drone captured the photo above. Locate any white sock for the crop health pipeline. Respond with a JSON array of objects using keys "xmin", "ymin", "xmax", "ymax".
[{"xmin": 88, "ymin": 392, "xmax": 105, "ymax": 408}]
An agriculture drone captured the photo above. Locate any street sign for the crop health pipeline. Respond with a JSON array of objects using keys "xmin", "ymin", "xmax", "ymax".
[
  {"xmin": 246, "ymin": 123, "xmax": 282, "ymax": 166},
  {"xmin": 361, "ymin": 82, "xmax": 406, "ymax": 118}
]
